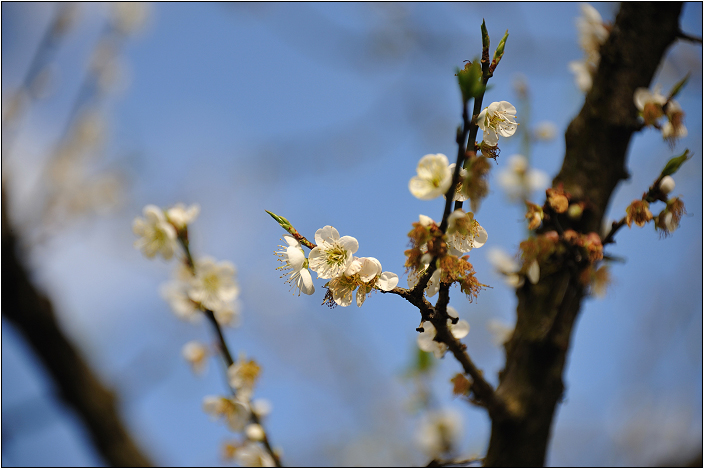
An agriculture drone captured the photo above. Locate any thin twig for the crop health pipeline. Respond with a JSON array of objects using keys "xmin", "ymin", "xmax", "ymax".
[
  {"xmin": 433, "ymin": 319, "xmax": 508, "ymax": 420},
  {"xmin": 179, "ymin": 238, "xmax": 283, "ymax": 467}
]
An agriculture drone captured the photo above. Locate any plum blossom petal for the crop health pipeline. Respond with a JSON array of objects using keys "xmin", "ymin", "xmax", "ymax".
[
  {"xmin": 409, "ymin": 154, "xmax": 453, "ymax": 200},
  {"xmin": 276, "ymin": 235, "xmax": 315, "ymax": 295},
  {"xmin": 477, "ymin": 101, "xmax": 518, "ymax": 146},
  {"xmin": 133, "ymin": 204, "xmax": 178, "ymax": 259},
  {"xmin": 308, "ymin": 226, "xmax": 358, "ymax": 279}
]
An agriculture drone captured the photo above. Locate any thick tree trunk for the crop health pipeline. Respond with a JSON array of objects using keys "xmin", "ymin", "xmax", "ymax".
[{"xmin": 483, "ymin": 3, "xmax": 684, "ymax": 466}]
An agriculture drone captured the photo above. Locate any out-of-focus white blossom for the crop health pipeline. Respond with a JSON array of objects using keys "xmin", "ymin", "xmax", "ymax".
[
  {"xmin": 251, "ymin": 399, "xmax": 272, "ymax": 418},
  {"xmin": 188, "ymin": 257, "xmax": 239, "ymax": 312},
  {"xmin": 213, "ymin": 301, "xmax": 241, "ymax": 327},
  {"xmin": 245, "ymin": 423, "xmax": 266, "ymax": 442},
  {"xmin": 276, "ymin": 235, "xmax": 315, "ymax": 296},
  {"xmin": 570, "ymin": 4, "xmax": 609, "ymax": 93},
  {"xmin": 497, "ymin": 154, "xmax": 549, "ymax": 201},
  {"xmin": 409, "ymin": 153, "xmax": 453, "ymax": 200},
  {"xmin": 417, "ymin": 307, "xmax": 469, "ymax": 359},
  {"xmin": 133, "ymin": 204, "xmax": 178, "ymax": 259},
  {"xmin": 228, "ymin": 354, "xmax": 261, "ymax": 401},
  {"xmin": 533, "ymin": 121, "xmax": 557, "ymax": 141},
  {"xmin": 203, "ymin": 395, "xmax": 250, "ymax": 432},
  {"xmin": 633, "ymin": 87, "xmax": 667, "ymax": 112},
  {"xmin": 161, "ymin": 277, "xmax": 199, "ymax": 321},
  {"xmin": 415, "ymin": 409, "xmax": 462, "ymax": 459},
  {"xmin": 487, "ymin": 319, "xmax": 514, "ymax": 346},
  {"xmin": 182, "ymin": 341, "xmax": 208, "ymax": 374},
  {"xmin": 166, "ymin": 203, "xmax": 200, "ymax": 231},
  {"xmin": 233, "ymin": 441, "xmax": 276, "ymax": 467},
  {"xmin": 569, "ymin": 60, "xmax": 594, "ymax": 93},
  {"xmin": 662, "ymin": 100, "xmax": 687, "ymax": 141},
  {"xmin": 308, "ymin": 226, "xmax": 359, "ymax": 279},
  {"xmin": 487, "ymin": 247, "xmax": 524, "ymax": 288},
  {"xmin": 477, "ymin": 101, "xmax": 518, "ymax": 146},
  {"xmin": 576, "ymin": 3, "xmax": 608, "ymax": 58}
]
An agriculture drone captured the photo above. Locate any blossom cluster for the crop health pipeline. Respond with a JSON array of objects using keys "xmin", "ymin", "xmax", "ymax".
[
  {"xmin": 274, "ymin": 224, "xmax": 399, "ymax": 307},
  {"xmin": 625, "ymin": 174, "xmax": 685, "ymax": 237},
  {"xmin": 633, "ymin": 86, "xmax": 687, "ymax": 145},
  {"xmin": 405, "ymin": 212, "xmax": 487, "ymax": 301},
  {"xmin": 204, "ymin": 354, "xmax": 277, "ymax": 467},
  {"xmin": 133, "ymin": 203, "xmax": 240, "ymax": 325},
  {"xmin": 134, "ymin": 203, "xmax": 278, "ymax": 466},
  {"xmin": 569, "ymin": 3, "xmax": 609, "ymax": 92}
]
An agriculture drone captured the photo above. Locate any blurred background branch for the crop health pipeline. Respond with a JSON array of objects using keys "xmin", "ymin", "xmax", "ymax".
[{"xmin": 2, "ymin": 191, "xmax": 153, "ymax": 466}]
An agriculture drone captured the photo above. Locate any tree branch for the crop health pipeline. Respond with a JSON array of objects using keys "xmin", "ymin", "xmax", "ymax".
[{"xmin": 1, "ymin": 190, "xmax": 153, "ymax": 467}]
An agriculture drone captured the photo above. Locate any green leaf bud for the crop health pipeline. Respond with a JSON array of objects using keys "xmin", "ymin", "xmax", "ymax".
[{"xmin": 660, "ymin": 149, "xmax": 691, "ymax": 177}]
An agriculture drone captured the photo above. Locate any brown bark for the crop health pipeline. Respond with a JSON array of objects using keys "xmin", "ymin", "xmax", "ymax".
[
  {"xmin": 1, "ymin": 191, "xmax": 153, "ymax": 467},
  {"xmin": 483, "ymin": 3, "xmax": 684, "ymax": 466}
]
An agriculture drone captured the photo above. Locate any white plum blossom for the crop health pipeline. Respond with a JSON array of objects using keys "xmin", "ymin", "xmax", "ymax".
[
  {"xmin": 160, "ymin": 261, "xmax": 240, "ymax": 326},
  {"xmin": 487, "ymin": 319, "xmax": 514, "ymax": 346},
  {"xmin": 659, "ymin": 176, "xmax": 675, "ymax": 194},
  {"xmin": 533, "ymin": 121, "xmax": 557, "ymax": 141},
  {"xmin": 327, "ymin": 256, "xmax": 398, "ymax": 307},
  {"xmin": 568, "ymin": 60, "xmax": 594, "ymax": 93},
  {"xmin": 477, "ymin": 101, "xmax": 518, "ymax": 146},
  {"xmin": 409, "ymin": 153, "xmax": 453, "ymax": 200},
  {"xmin": 251, "ymin": 399, "xmax": 272, "ymax": 418},
  {"xmin": 408, "ymin": 266, "xmax": 442, "ymax": 298},
  {"xmin": 308, "ymin": 226, "xmax": 359, "ymax": 279},
  {"xmin": 417, "ymin": 307, "xmax": 469, "ymax": 359},
  {"xmin": 203, "ymin": 395, "xmax": 250, "ymax": 432},
  {"xmin": 228, "ymin": 353, "xmax": 260, "ymax": 401},
  {"xmin": 662, "ymin": 100, "xmax": 687, "ymax": 140},
  {"xmin": 407, "ymin": 214, "xmax": 441, "ymax": 294},
  {"xmin": 415, "ymin": 409, "xmax": 463, "ymax": 459},
  {"xmin": 498, "ymin": 154, "xmax": 549, "ymax": 200},
  {"xmin": 245, "ymin": 423, "xmax": 266, "ymax": 442},
  {"xmin": 569, "ymin": 3, "xmax": 608, "ymax": 92},
  {"xmin": 234, "ymin": 441, "xmax": 276, "ymax": 467},
  {"xmin": 633, "ymin": 86, "xmax": 667, "ymax": 113},
  {"xmin": 576, "ymin": 3, "xmax": 608, "ymax": 59},
  {"xmin": 352, "ymin": 257, "xmax": 399, "ymax": 306},
  {"xmin": 213, "ymin": 301, "xmax": 241, "ymax": 327},
  {"xmin": 446, "ymin": 209, "xmax": 488, "ymax": 255},
  {"xmin": 275, "ymin": 235, "xmax": 315, "ymax": 296},
  {"xmin": 182, "ymin": 340, "xmax": 208, "ymax": 374},
  {"xmin": 165, "ymin": 203, "xmax": 200, "ymax": 231},
  {"xmin": 133, "ymin": 204, "xmax": 178, "ymax": 259},
  {"xmin": 161, "ymin": 279, "xmax": 199, "ymax": 321},
  {"xmin": 448, "ymin": 163, "xmax": 469, "ymax": 202},
  {"xmin": 188, "ymin": 257, "xmax": 240, "ymax": 312}
]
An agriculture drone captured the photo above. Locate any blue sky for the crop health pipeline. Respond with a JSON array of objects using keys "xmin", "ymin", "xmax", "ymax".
[{"xmin": 2, "ymin": 2, "xmax": 702, "ymax": 466}]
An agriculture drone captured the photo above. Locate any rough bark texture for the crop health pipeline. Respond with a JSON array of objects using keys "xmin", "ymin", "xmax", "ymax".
[
  {"xmin": 483, "ymin": 3, "xmax": 684, "ymax": 466},
  {"xmin": 1, "ymin": 192, "xmax": 154, "ymax": 467}
]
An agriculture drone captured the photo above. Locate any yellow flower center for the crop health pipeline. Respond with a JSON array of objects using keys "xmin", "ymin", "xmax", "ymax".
[{"xmin": 326, "ymin": 245, "xmax": 348, "ymax": 266}]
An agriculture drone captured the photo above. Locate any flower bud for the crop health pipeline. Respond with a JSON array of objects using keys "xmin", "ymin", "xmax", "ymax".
[
  {"xmin": 659, "ymin": 175, "xmax": 675, "ymax": 194},
  {"xmin": 245, "ymin": 423, "xmax": 265, "ymax": 442},
  {"xmin": 567, "ymin": 203, "xmax": 583, "ymax": 220}
]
